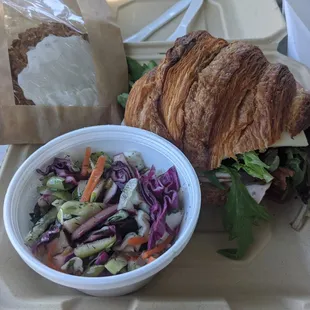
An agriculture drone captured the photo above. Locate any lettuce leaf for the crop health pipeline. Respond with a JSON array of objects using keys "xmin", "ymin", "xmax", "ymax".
[
  {"xmin": 117, "ymin": 93, "xmax": 129, "ymax": 109},
  {"xmin": 217, "ymin": 166, "xmax": 271, "ymax": 260},
  {"xmin": 278, "ymin": 147, "xmax": 310, "ymax": 231},
  {"xmin": 234, "ymin": 151, "xmax": 274, "ymax": 183},
  {"xmin": 127, "ymin": 57, "xmax": 145, "ymax": 82},
  {"xmin": 142, "ymin": 60, "xmax": 157, "ymax": 75},
  {"xmin": 262, "ymin": 149, "xmax": 280, "ymax": 172},
  {"xmin": 200, "ymin": 170, "xmax": 225, "ymax": 190},
  {"xmin": 284, "ymin": 148, "xmax": 307, "ymax": 187},
  {"xmin": 118, "ymin": 58, "xmax": 157, "ymax": 108}
]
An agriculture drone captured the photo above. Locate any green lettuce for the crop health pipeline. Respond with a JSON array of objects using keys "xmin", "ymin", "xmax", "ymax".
[
  {"xmin": 234, "ymin": 151, "xmax": 274, "ymax": 183},
  {"xmin": 199, "ymin": 169, "xmax": 225, "ymax": 190},
  {"xmin": 117, "ymin": 57, "xmax": 157, "ymax": 108},
  {"xmin": 284, "ymin": 148, "xmax": 308, "ymax": 187},
  {"xmin": 117, "ymin": 93, "xmax": 129, "ymax": 109},
  {"xmin": 262, "ymin": 149, "xmax": 280, "ymax": 172},
  {"xmin": 217, "ymin": 166, "xmax": 271, "ymax": 260}
]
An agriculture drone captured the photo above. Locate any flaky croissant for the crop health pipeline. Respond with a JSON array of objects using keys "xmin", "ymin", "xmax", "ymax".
[{"xmin": 124, "ymin": 31, "xmax": 310, "ymax": 170}]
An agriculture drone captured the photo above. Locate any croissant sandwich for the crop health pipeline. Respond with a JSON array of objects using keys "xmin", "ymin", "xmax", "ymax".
[{"xmin": 124, "ymin": 31, "xmax": 310, "ymax": 259}]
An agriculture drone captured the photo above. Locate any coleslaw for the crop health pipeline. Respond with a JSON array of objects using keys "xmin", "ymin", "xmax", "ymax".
[{"xmin": 25, "ymin": 148, "xmax": 183, "ymax": 277}]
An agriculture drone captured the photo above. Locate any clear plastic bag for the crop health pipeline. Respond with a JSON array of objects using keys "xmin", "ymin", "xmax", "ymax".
[
  {"xmin": 0, "ymin": 0, "xmax": 128, "ymax": 143},
  {"xmin": 3, "ymin": 0, "xmax": 85, "ymax": 34},
  {"xmin": 4, "ymin": 0, "xmax": 95, "ymax": 107}
]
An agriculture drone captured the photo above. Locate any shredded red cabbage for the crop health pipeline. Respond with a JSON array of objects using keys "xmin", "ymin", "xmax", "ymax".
[
  {"xmin": 159, "ymin": 166, "xmax": 180, "ymax": 193},
  {"xmin": 163, "ymin": 190, "xmax": 179, "ymax": 210},
  {"xmin": 29, "ymin": 150, "xmax": 182, "ymax": 276},
  {"xmin": 111, "ymin": 161, "xmax": 134, "ymax": 190},
  {"xmin": 64, "ymin": 175, "xmax": 79, "ymax": 186},
  {"xmin": 139, "ymin": 167, "xmax": 160, "ymax": 220},
  {"xmin": 139, "ymin": 166, "xmax": 181, "ymax": 249},
  {"xmin": 37, "ymin": 157, "xmax": 80, "ymax": 186},
  {"xmin": 83, "ymin": 225, "xmax": 116, "ymax": 243},
  {"xmin": 146, "ymin": 167, "xmax": 165, "ymax": 200},
  {"xmin": 103, "ymin": 181, "xmax": 118, "ymax": 204},
  {"xmin": 37, "ymin": 188, "xmax": 55, "ymax": 208},
  {"xmin": 148, "ymin": 201, "xmax": 167, "ymax": 249},
  {"xmin": 64, "ymin": 251, "xmax": 75, "ymax": 263},
  {"xmin": 140, "ymin": 166, "xmax": 180, "ymax": 212},
  {"xmin": 110, "ymin": 154, "xmax": 134, "ymax": 190},
  {"xmin": 94, "ymin": 251, "xmax": 110, "ymax": 265},
  {"xmin": 31, "ymin": 222, "xmax": 62, "ymax": 253}
]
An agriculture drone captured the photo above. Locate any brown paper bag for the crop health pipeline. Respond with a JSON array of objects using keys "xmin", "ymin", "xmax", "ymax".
[{"xmin": 0, "ymin": 0, "xmax": 128, "ymax": 144}]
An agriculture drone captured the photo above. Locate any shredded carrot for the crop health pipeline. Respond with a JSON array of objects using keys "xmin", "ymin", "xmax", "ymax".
[
  {"xmin": 80, "ymin": 155, "xmax": 106, "ymax": 202},
  {"xmin": 141, "ymin": 235, "xmax": 174, "ymax": 260},
  {"xmin": 147, "ymin": 256, "xmax": 156, "ymax": 264},
  {"xmin": 125, "ymin": 254, "xmax": 139, "ymax": 261},
  {"xmin": 46, "ymin": 242, "xmax": 61, "ymax": 272},
  {"xmin": 81, "ymin": 147, "xmax": 92, "ymax": 176},
  {"xmin": 127, "ymin": 236, "xmax": 148, "ymax": 246}
]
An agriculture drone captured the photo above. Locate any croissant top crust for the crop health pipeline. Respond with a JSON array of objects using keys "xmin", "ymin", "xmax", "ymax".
[{"xmin": 125, "ymin": 31, "xmax": 310, "ymax": 170}]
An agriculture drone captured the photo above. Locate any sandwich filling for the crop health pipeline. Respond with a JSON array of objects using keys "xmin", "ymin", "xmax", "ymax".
[
  {"xmin": 196, "ymin": 140, "xmax": 310, "ymax": 259},
  {"xmin": 123, "ymin": 31, "xmax": 310, "ymax": 260}
]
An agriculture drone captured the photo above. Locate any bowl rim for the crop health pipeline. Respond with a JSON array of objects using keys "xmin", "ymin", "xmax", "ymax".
[{"xmin": 4, "ymin": 125, "xmax": 201, "ymax": 290}]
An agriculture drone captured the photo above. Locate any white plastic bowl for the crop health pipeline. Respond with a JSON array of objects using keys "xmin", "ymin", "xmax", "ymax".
[{"xmin": 4, "ymin": 125, "xmax": 201, "ymax": 297}]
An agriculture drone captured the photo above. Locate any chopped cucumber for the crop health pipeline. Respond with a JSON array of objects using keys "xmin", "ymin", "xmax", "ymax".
[
  {"xmin": 127, "ymin": 260, "xmax": 141, "ymax": 272},
  {"xmin": 74, "ymin": 235, "xmax": 116, "ymax": 258},
  {"xmin": 118, "ymin": 178, "xmax": 144, "ymax": 212},
  {"xmin": 37, "ymin": 186, "xmax": 56, "ymax": 194},
  {"xmin": 62, "ymin": 216, "xmax": 84, "ymax": 233},
  {"xmin": 119, "ymin": 267, "xmax": 127, "ymax": 274},
  {"xmin": 61, "ymin": 257, "xmax": 83, "ymax": 276},
  {"xmin": 104, "ymin": 256, "xmax": 127, "ymax": 275},
  {"xmin": 76, "ymin": 180, "xmax": 87, "ymax": 200},
  {"xmin": 83, "ymin": 265, "xmax": 105, "ymax": 277},
  {"xmin": 124, "ymin": 151, "xmax": 145, "ymax": 171},
  {"xmin": 72, "ymin": 187, "xmax": 78, "ymax": 200},
  {"xmin": 46, "ymin": 176, "xmax": 66, "ymax": 190},
  {"xmin": 90, "ymin": 180, "xmax": 105, "ymax": 202},
  {"xmin": 105, "ymin": 210, "xmax": 129, "ymax": 224},
  {"xmin": 53, "ymin": 191, "xmax": 72, "ymax": 201},
  {"xmin": 57, "ymin": 201, "xmax": 104, "ymax": 224},
  {"xmin": 40, "ymin": 173, "xmax": 55, "ymax": 186},
  {"xmin": 135, "ymin": 210, "xmax": 150, "ymax": 237},
  {"xmin": 104, "ymin": 178, "xmax": 114, "ymax": 190},
  {"xmin": 25, "ymin": 207, "xmax": 57, "ymax": 246},
  {"xmin": 52, "ymin": 199, "xmax": 65, "ymax": 209},
  {"xmin": 37, "ymin": 185, "xmax": 71, "ymax": 202}
]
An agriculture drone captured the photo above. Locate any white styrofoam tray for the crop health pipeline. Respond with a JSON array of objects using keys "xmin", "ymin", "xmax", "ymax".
[
  {"xmin": 0, "ymin": 0, "xmax": 302, "ymax": 308},
  {"xmin": 4, "ymin": 0, "xmax": 286, "ymax": 44},
  {"xmin": 1, "ymin": 46, "xmax": 310, "ymax": 309},
  {"xmin": 107, "ymin": 0, "xmax": 286, "ymax": 43},
  {"xmin": 284, "ymin": 0, "xmax": 310, "ymax": 69}
]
